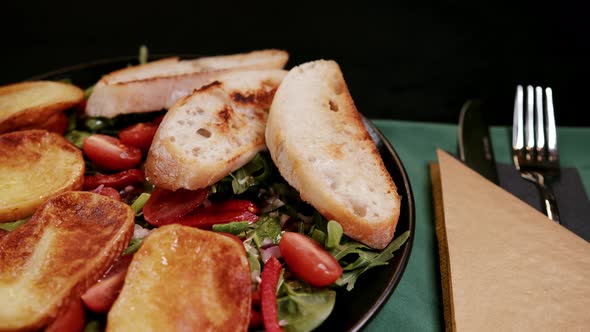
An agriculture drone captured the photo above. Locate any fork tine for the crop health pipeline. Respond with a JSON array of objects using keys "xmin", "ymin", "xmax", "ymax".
[
  {"xmin": 535, "ymin": 86, "xmax": 546, "ymax": 161},
  {"xmin": 513, "ymin": 85, "xmax": 524, "ymax": 151},
  {"xmin": 525, "ymin": 85, "xmax": 535, "ymax": 160},
  {"xmin": 545, "ymin": 87, "xmax": 559, "ymax": 162}
]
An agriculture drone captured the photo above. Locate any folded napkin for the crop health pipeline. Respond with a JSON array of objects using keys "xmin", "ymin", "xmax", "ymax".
[{"xmin": 431, "ymin": 150, "xmax": 590, "ymax": 331}]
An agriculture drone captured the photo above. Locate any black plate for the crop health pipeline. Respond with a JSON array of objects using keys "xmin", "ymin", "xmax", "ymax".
[{"xmin": 30, "ymin": 56, "xmax": 415, "ymax": 332}]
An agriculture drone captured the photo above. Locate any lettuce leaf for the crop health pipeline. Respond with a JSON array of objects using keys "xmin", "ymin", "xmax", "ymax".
[{"xmin": 277, "ymin": 282, "xmax": 336, "ymax": 332}]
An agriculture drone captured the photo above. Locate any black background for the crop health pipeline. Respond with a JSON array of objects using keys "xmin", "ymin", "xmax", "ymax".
[{"xmin": 1, "ymin": 1, "xmax": 588, "ymax": 126}]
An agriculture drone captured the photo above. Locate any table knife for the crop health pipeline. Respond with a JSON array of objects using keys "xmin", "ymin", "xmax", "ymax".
[{"xmin": 458, "ymin": 100, "xmax": 499, "ymax": 184}]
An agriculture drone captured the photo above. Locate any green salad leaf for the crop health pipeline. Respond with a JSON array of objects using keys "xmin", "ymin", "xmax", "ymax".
[
  {"xmin": 123, "ymin": 238, "xmax": 143, "ymax": 256},
  {"xmin": 325, "ymin": 220, "xmax": 343, "ymax": 250},
  {"xmin": 231, "ymin": 153, "xmax": 272, "ymax": 194},
  {"xmin": 334, "ymin": 230, "xmax": 411, "ymax": 291},
  {"xmin": 82, "ymin": 319, "xmax": 102, "ymax": 332},
  {"xmin": 138, "ymin": 45, "xmax": 149, "ymax": 64},
  {"xmin": 0, "ymin": 218, "xmax": 29, "ymax": 232},
  {"xmin": 130, "ymin": 193, "xmax": 151, "ymax": 216},
  {"xmin": 212, "ymin": 221, "xmax": 250, "ymax": 235},
  {"xmin": 65, "ymin": 130, "xmax": 92, "ymax": 148},
  {"xmin": 277, "ymin": 281, "xmax": 336, "ymax": 332},
  {"xmin": 252, "ymin": 215, "xmax": 282, "ymax": 247}
]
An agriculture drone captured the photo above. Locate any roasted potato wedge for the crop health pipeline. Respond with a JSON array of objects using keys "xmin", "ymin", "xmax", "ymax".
[
  {"xmin": 107, "ymin": 225, "xmax": 251, "ymax": 332},
  {"xmin": 0, "ymin": 81, "xmax": 83, "ymax": 133},
  {"xmin": 0, "ymin": 130, "xmax": 84, "ymax": 222},
  {"xmin": 0, "ymin": 191, "xmax": 134, "ymax": 331}
]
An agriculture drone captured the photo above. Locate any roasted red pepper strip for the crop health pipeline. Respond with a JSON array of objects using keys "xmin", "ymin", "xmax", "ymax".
[
  {"xmin": 83, "ymin": 169, "xmax": 145, "ymax": 190},
  {"xmin": 260, "ymin": 256, "xmax": 284, "ymax": 332},
  {"xmin": 143, "ymin": 188, "xmax": 209, "ymax": 226},
  {"xmin": 249, "ymin": 308, "xmax": 263, "ymax": 328},
  {"xmin": 176, "ymin": 200, "xmax": 260, "ymax": 229}
]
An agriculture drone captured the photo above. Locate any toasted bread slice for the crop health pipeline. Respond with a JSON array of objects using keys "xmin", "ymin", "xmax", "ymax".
[
  {"xmin": 86, "ymin": 49, "xmax": 289, "ymax": 118},
  {"xmin": 145, "ymin": 69, "xmax": 286, "ymax": 190},
  {"xmin": 0, "ymin": 130, "xmax": 85, "ymax": 223},
  {"xmin": 0, "ymin": 191, "xmax": 134, "ymax": 331},
  {"xmin": 265, "ymin": 60, "xmax": 400, "ymax": 249},
  {"xmin": 107, "ymin": 225, "xmax": 251, "ymax": 332},
  {"xmin": 0, "ymin": 81, "xmax": 84, "ymax": 133}
]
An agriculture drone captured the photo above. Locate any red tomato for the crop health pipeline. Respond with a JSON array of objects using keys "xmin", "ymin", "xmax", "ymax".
[
  {"xmin": 45, "ymin": 298, "xmax": 85, "ymax": 332},
  {"xmin": 83, "ymin": 169, "xmax": 145, "ymax": 190},
  {"xmin": 279, "ymin": 232, "xmax": 343, "ymax": 287},
  {"xmin": 92, "ymin": 186, "xmax": 121, "ymax": 201},
  {"xmin": 118, "ymin": 123, "xmax": 159, "ymax": 152},
  {"xmin": 143, "ymin": 187, "xmax": 208, "ymax": 226},
  {"xmin": 81, "ymin": 255, "xmax": 133, "ymax": 313},
  {"xmin": 83, "ymin": 134, "xmax": 142, "ymax": 171}
]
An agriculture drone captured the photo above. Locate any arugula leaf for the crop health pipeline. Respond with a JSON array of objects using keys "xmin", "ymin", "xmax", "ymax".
[
  {"xmin": 231, "ymin": 153, "xmax": 271, "ymax": 194},
  {"xmin": 244, "ymin": 239, "xmax": 261, "ymax": 282},
  {"xmin": 0, "ymin": 218, "xmax": 29, "ymax": 232},
  {"xmin": 212, "ymin": 221, "xmax": 250, "ymax": 235},
  {"xmin": 277, "ymin": 283, "xmax": 336, "ymax": 332},
  {"xmin": 252, "ymin": 215, "xmax": 282, "ymax": 247},
  {"xmin": 334, "ymin": 230, "xmax": 411, "ymax": 291},
  {"xmin": 123, "ymin": 238, "xmax": 143, "ymax": 256}
]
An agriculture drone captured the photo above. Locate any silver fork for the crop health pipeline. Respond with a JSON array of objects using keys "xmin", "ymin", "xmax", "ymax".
[{"xmin": 512, "ymin": 85, "xmax": 561, "ymax": 223}]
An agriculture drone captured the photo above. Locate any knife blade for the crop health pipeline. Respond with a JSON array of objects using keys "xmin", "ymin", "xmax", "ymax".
[{"xmin": 458, "ymin": 100, "xmax": 499, "ymax": 184}]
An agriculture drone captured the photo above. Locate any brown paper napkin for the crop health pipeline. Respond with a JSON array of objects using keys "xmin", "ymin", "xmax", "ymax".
[{"xmin": 431, "ymin": 150, "xmax": 590, "ymax": 331}]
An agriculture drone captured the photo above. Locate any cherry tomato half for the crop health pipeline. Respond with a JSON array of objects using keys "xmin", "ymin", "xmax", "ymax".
[
  {"xmin": 81, "ymin": 255, "xmax": 133, "ymax": 313},
  {"xmin": 118, "ymin": 122, "xmax": 159, "ymax": 153},
  {"xmin": 45, "ymin": 298, "xmax": 85, "ymax": 332},
  {"xmin": 143, "ymin": 187, "xmax": 208, "ymax": 226},
  {"xmin": 279, "ymin": 232, "xmax": 343, "ymax": 287},
  {"xmin": 83, "ymin": 134, "xmax": 142, "ymax": 171}
]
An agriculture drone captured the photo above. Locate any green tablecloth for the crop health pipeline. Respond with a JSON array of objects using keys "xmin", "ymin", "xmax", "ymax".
[{"xmin": 364, "ymin": 120, "xmax": 590, "ymax": 332}]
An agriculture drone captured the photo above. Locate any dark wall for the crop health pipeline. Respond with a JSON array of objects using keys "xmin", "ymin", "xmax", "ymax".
[{"xmin": 1, "ymin": 1, "xmax": 588, "ymax": 125}]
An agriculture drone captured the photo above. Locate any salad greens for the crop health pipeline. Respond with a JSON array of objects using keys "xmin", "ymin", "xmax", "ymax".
[
  {"xmin": 277, "ymin": 281, "xmax": 337, "ymax": 332},
  {"xmin": 205, "ymin": 153, "xmax": 410, "ymax": 330},
  {"xmin": 0, "ymin": 218, "xmax": 29, "ymax": 232}
]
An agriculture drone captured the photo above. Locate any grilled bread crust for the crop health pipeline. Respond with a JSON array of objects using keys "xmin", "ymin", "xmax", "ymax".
[
  {"xmin": 0, "ymin": 130, "xmax": 84, "ymax": 222},
  {"xmin": 107, "ymin": 225, "xmax": 251, "ymax": 332},
  {"xmin": 0, "ymin": 81, "xmax": 83, "ymax": 134},
  {"xmin": 145, "ymin": 69, "xmax": 286, "ymax": 190},
  {"xmin": 86, "ymin": 49, "xmax": 288, "ymax": 118},
  {"xmin": 265, "ymin": 60, "xmax": 401, "ymax": 249},
  {"xmin": 0, "ymin": 191, "xmax": 134, "ymax": 332}
]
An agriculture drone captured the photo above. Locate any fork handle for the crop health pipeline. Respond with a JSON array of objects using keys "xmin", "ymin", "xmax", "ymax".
[{"xmin": 537, "ymin": 184, "xmax": 560, "ymax": 223}]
